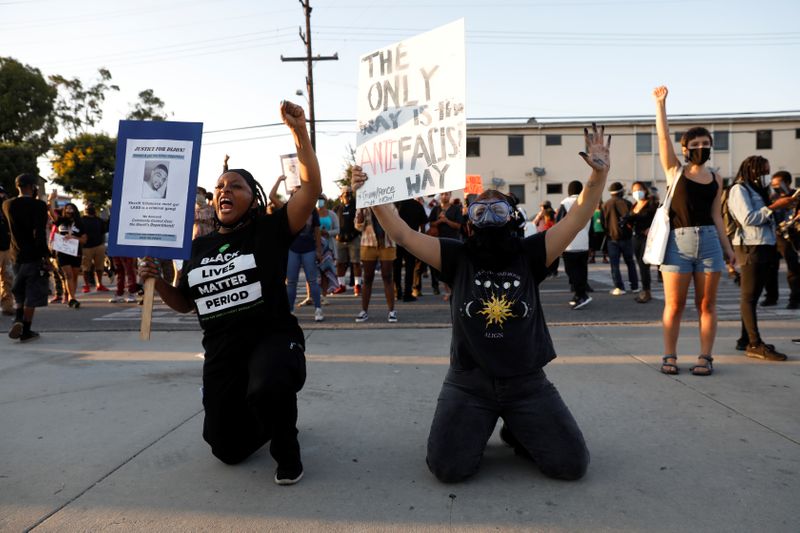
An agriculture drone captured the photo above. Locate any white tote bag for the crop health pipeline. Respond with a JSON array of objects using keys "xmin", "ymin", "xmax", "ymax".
[{"xmin": 643, "ymin": 169, "xmax": 682, "ymax": 266}]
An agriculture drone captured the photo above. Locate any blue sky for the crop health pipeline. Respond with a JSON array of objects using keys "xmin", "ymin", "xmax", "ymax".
[{"xmin": 2, "ymin": 0, "xmax": 798, "ymax": 198}]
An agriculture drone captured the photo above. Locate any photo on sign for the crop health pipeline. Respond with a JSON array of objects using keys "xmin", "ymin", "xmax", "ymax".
[
  {"xmin": 280, "ymin": 153, "xmax": 301, "ymax": 193},
  {"xmin": 142, "ymin": 160, "xmax": 170, "ymax": 200}
]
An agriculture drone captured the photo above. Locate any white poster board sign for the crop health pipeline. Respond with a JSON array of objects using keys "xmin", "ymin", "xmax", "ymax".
[
  {"xmin": 355, "ymin": 19, "xmax": 466, "ymax": 208},
  {"xmin": 280, "ymin": 153, "xmax": 301, "ymax": 193},
  {"xmin": 115, "ymin": 138, "xmax": 194, "ymax": 248},
  {"xmin": 51, "ymin": 233, "xmax": 79, "ymax": 256}
]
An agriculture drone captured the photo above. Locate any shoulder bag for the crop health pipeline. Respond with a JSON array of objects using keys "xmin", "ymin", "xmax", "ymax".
[{"xmin": 643, "ymin": 168, "xmax": 682, "ymax": 265}]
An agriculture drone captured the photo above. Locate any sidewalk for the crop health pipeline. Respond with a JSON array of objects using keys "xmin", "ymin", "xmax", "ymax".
[{"xmin": 1, "ymin": 322, "xmax": 798, "ymax": 532}]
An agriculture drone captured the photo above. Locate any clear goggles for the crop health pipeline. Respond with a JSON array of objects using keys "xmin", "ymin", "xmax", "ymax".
[{"xmin": 468, "ymin": 199, "xmax": 513, "ymax": 228}]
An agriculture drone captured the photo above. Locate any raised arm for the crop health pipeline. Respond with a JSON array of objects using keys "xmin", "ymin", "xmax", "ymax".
[
  {"xmin": 653, "ymin": 86, "xmax": 681, "ymax": 182},
  {"xmin": 269, "ymin": 175, "xmax": 286, "ymax": 209},
  {"xmin": 351, "ymin": 166, "xmax": 441, "ymax": 270},
  {"xmin": 545, "ymin": 123, "xmax": 610, "ymax": 266},
  {"xmin": 280, "ymin": 101, "xmax": 322, "ymax": 234}
]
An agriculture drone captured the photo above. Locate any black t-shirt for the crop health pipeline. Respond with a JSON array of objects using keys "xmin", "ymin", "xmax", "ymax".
[
  {"xmin": 56, "ymin": 216, "xmax": 84, "ymax": 238},
  {"xmin": 336, "ymin": 198, "xmax": 359, "ymax": 242},
  {"xmin": 669, "ymin": 173, "xmax": 718, "ymax": 229},
  {"xmin": 0, "ymin": 203, "xmax": 10, "ymax": 251},
  {"xmin": 81, "ymin": 215, "xmax": 107, "ymax": 248},
  {"xmin": 2, "ymin": 196, "xmax": 49, "ymax": 263},
  {"xmin": 438, "ymin": 232, "xmax": 556, "ymax": 377},
  {"xmin": 430, "ymin": 203, "xmax": 465, "ymax": 240},
  {"xmin": 178, "ymin": 207, "xmax": 304, "ymax": 357}
]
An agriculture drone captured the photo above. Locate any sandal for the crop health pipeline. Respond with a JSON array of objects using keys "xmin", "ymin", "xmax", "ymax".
[
  {"xmin": 690, "ymin": 355, "xmax": 714, "ymax": 376},
  {"xmin": 660, "ymin": 355, "xmax": 679, "ymax": 375}
]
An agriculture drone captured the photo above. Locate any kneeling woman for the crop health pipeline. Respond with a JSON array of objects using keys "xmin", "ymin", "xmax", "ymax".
[
  {"xmin": 352, "ymin": 124, "xmax": 610, "ymax": 482},
  {"xmin": 139, "ymin": 101, "xmax": 321, "ymax": 485}
]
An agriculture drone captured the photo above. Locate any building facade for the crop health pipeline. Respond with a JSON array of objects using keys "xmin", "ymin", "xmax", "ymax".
[{"xmin": 465, "ymin": 114, "xmax": 800, "ymax": 213}]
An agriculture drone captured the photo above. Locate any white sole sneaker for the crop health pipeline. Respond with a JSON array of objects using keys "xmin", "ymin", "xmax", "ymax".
[
  {"xmin": 274, "ymin": 470, "xmax": 304, "ymax": 486},
  {"xmin": 573, "ymin": 296, "xmax": 592, "ymax": 310}
]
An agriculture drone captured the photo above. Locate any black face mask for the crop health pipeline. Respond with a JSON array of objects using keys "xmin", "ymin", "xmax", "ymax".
[
  {"xmin": 465, "ymin": 223, "xmax": 521, "ymax": 270},
  {"xmin": 685, "ymin": 147, "xmax": 711, "ymax": 165}
]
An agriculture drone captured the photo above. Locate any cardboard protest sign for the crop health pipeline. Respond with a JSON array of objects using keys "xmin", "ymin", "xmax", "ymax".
[
  {"xmin": 280, "ymin": 153, "xmax": 301, "ymax": 192},
  {"xmin": 465, "ymin": 174, "xmax": 483, "ymax": 195},
  {"xmin": 107, "ymin": 120, "xmax": 203, "ymax": 260},
  {"xmin": 355, "ymin": 19, "xmax": 466, "ymax": 208}
]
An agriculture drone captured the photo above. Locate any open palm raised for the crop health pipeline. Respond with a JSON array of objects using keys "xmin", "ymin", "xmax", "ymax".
[{"xmin": 579, "ymin": 122, "xmax": 611, "ymax": 172}]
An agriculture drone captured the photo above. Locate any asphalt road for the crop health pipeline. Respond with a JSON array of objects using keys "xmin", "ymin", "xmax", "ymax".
[{"xmin": 6, "ymin": 262, "xmax": 797, "ymax": 335}]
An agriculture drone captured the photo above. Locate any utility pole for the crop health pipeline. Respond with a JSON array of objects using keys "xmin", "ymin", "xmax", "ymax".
[{"xmin": 280, "ymin": 0, "xmax": 338, "ymax": 150}]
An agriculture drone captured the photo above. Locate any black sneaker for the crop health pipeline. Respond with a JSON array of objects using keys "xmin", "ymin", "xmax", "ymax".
[
  {"xmin": 793, "ymin": 339, "xmax": 800, "ymax": 345},
  {"xmin": 274, "ymin": 462, "xmax": 304, "ymax": 485},
  {"xmin": 8, "ymin": 321, "xmax": 23, "ymax": 339},
  {"xmin": 745, "ymin": 343, "xmax": 787, "ymax": 361},
  {"xmin": 568, "ymin": 297, "xmax": 578, "ymax": 307},
  {"xmin": 759, "ymin": 298, "xmax": 778, "ymax": 307},
  {"xmin": 573, "ymin": 295, "xmax": 592, "ymax": 310},
  {"xmin": 499, "ymin": 425, "xmax": 532, "ymax": 460},
  {"xmin": 19, "ymin": 330, "xmax": 40, "ymax": 343}
]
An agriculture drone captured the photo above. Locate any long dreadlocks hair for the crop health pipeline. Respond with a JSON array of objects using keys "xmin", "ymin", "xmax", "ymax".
[
  {"xmin": 213, "ymin": 168, "xmax": 269, "ymax": 230},
  {"xmin": 735, "ymin": 155, "xmax": 771, "ymax": 205}
]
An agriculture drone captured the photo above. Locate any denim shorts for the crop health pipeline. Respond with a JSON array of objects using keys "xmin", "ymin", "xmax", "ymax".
[{"xmin": 660, "ymin": 226, "xmax": 725, "ymax": 273}]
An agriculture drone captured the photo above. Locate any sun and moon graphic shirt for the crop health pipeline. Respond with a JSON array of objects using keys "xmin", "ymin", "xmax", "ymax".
[
  {"xmin": 178, "ymin": 207, "xmax": 304, "ymax": 354},
  {"xmin": 438, "ymin": 232, "xmax": 557, "ymax": 377}
]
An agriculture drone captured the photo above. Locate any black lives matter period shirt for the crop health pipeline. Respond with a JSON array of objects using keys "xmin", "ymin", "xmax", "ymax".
[
  {"xmin": 438, "ymin": 232, "xmax": 556, "ymax": 378},
  {"xmin": 178, "ymin": 207, "xmax": 304, "ymax": 357}
]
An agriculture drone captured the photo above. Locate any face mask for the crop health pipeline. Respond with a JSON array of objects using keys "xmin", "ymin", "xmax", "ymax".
[
  {"xmin": 632, "ymin": 190, "xmax": 646, "ymax": 201},
  {"xmin": 760, "ymin": 175, "xmax": 771, "ymax": 188},
  {"xmin": 317, "ymin": 200, "xmax": 325, "ymax": 208},
  {"xmin": 685, "ymin": 147, "xmax": 711, "ymax": 165}
]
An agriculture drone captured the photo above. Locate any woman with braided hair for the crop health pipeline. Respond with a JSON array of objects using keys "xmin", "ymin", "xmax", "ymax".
[
  {"xmin": 139, "ymin": 101, "xmax": 321, "ymax": 485},
  {"xmin": 727, "ymin": 155, "xmax": 798, "ymax": 361}
]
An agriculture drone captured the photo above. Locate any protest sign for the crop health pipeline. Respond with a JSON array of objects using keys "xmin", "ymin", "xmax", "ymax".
[
  {"xmin": 51, "ymin": 234, "xmax": 79, "ymax": 256},
  {"xmin": 107, "ymin": 120, "xmax": 202, "ymax": 340},
  {"xmin": 281, "ymin": 153, "xmax": 301, "ymax": 192},
  {"xmin": 108, "ymin": 120, "xmax": 203, "ymax": 260},
  {"xmin": 465, "ymin": 174, "xmax": 483, "ymax": 195},
  {"xmin": 355, "ymin": 19, "xmax": 466, "ymax": 208}
]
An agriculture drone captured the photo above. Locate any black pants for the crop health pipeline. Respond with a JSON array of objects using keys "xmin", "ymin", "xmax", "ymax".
[
  {"xmin": 201, "ymin": 334, "xmax": 307, "ymax": 467},
  {"xmin": 426, "ymin": 367, "xmax": 589, "ymax": 483},
  {"xmin": 393, "ymin": 246, "xmax": 416, "ymax": 298},
  {"xmin": 632, "ymin": 234, "xmax": 651, "ymax": 291},
  {"xmin": 413, "ymin": 259, "xmax": 439, "ymax": 294},
  {"xmin": 736, "ymin": 245, "xmax": 777, "ymax": 346},
  {"xmin": 764, "ymin": 234, "xmax": 800, "ymax": 303},
  {"xmin": 562, "ymin": 251, "xmax": 589, "ymax": 299}
]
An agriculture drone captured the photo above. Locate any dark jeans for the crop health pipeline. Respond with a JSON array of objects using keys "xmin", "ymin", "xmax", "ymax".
[
  {"xmin": 393, "ymin": 245, "xmax": 416, "ymax": 298},
  {"xmin": 202, "ymin": 334, "xmax": 307, "ymax": 467},
  {"xmin": 607, "ymin": 238, "xmax": 638, "ymax": 291},
  {"xmin": 764, "ymin": 234, "xmax": 800, "ymax": 303},
  {"xmin": 426, "ymin": 367, "xmax": 589, "ymax": 483},
  {"xmin": 562, "ymin": 251, "xmax": 589, "ymax": 298},
  {"xmin": 736, "ymin": 245, "xmax": 777, "ymax": 346},
  {"xmin": 632, "ymin": 234, "xmax": 651, "ymax": 291}
]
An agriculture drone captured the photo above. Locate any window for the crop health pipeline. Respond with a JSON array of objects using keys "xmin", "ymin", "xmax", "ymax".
[
  {"xmin": 713, "ymin": 131, "xmax": 729, "ymax": 151},
  {"xmin": 756, "ymin": 130, "xmax": 772, "ymax": 150},
  {"xmin": 508, "ymin": 184, "xmax": 525, "ymax": 203},
  {"xmin": 508, "ymin": 135, "xmax": 524, "ymax": 156},
  {"xmin": 795, "ymin": 176, "xmax": 800, "ymax": 188},
  {"xmin": 545, "ymin": 134, "xmax": 562, "ymax": 146},
  {"xmin": 795, "ymin": 128, "xmax": 800, "ymax": 139},
  {"xmin": 673, "ymin": 131, "xmax": 683, "ymax": 143},
  {"xmin": 546, "ymin": 183, "xmax": 563, "ymax": 195},
  {"xmin": 722, "ymin": 177, "xmax": 732, "ymax": 188},
  {"xmin": 636, "ymin": 132, "xmax": 652, "ymax": 153},
  {"xmin": 466, "ymin": 137, "xmax": 480, "ymax": 157}
]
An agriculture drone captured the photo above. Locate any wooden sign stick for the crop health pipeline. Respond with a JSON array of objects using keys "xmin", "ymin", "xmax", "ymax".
[{"xmin": 140, "ymin": 276, "xmax": 156, "ymax": 341}]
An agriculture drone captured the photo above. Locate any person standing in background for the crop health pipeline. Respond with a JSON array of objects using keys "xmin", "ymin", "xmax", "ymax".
[
  {"xmin": 628, "ymin": 182, "xmax": 657, "ymax": 303},
  {"xmin": 602, "ymin": 182, "xmax": 638, "ymax": 296},
  {"xmin": 0, "ymin": 185, "xmax": 13, "ymax": 316},
  {"xmin": 80, "ymin": 204, "xmax": 109, "ymax": 293}
]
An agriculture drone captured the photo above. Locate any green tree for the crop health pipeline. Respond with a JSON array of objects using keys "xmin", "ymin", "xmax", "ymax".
[
  {"xmin": 0, "ymin": 57, "xmax": 57, "ymax": 155},
  {"xmin": 51, "ymin": 133, "xmax": 116, "ymax": 205},
  {"xmin": 127, "ymin": 89, "xmax": 169, "ymax": 121},
  {"xmin": 0, "ymin": 143, "xmax": 39, "ymax": 193},
  {"xmin": 49, "ymin": 68, "xmax": 119, "ymax": 137}
]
